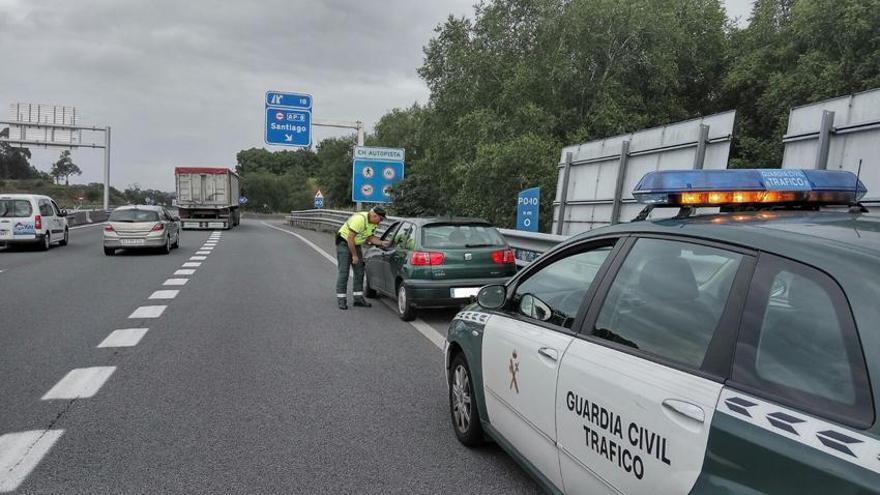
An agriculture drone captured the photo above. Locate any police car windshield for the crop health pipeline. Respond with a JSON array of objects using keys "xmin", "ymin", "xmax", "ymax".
[
  {"xmin": 422, "ymin": 224, "xmax": 505, "ymax": 249},
  {"xmin": 109, "ymin": 209, "xmax": 161, "ymax": 222},
  {"xmin": 0, "ymin": 199, "xmax": 33, "ymax": 217}
]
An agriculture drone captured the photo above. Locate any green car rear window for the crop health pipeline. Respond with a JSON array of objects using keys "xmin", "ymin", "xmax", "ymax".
[
  {"xmin": 0, "ymin": 199, "xmax": 33, "ymax": 217},
  {"xmin": 422, "ymin": 224, "xmax": 505, "ymax": 249},
  {"xmin": 109, "ymin": 209, "xmax": 160, "ymax": 222}
]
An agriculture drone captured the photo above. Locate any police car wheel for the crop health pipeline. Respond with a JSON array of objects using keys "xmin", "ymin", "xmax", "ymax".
[
  {"xmin": 449, "ymin": 353, "xmax": 484, "ymax": 446},
  {"xmin": 397, "ymin": 284, "xmax": 415, "ymax": 321}
]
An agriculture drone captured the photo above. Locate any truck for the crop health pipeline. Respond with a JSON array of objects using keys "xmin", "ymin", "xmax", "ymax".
[{"xmin": 175, "ymin": 167, "xmax": 241, "ymax": 230}]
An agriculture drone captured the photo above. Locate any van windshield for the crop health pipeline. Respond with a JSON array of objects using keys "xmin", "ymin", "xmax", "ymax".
[
  {"xmin": 0, "ymin": 199, "xmax": 33, "ymax": 217},
  {"xmin": 109, "ymin": 209, "xmax": 161, "ymax": 222}
]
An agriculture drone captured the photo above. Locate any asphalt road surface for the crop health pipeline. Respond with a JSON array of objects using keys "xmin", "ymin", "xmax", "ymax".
[{"xmin": 0, "ymin": 220, "xmax": 540, "ymax": 494}]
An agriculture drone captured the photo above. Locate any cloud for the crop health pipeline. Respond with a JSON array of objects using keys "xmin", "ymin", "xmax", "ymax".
[
  {"xmin": 0, "ymin": 0, "xmax": 474, "ymax": 189},
  {"xmin": 1, "ymin": 0, "xmax": 751, "ymax": 191}
]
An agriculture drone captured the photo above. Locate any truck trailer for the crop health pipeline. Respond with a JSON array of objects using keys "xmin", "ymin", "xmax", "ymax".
[{"xmin": 175, "ymin": 167, "xmax": 241, "ymax": 230}]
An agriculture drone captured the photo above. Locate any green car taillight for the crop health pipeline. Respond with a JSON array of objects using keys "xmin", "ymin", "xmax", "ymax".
[{"xmin": 411, "ymin": 251, "xmax": 445, "ymax": 266}]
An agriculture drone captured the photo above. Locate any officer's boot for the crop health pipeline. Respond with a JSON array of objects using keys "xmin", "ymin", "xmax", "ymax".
[
  {"xmin": 353, "ymin": 296, "xmax": 372, "ymax": 308},
  {"xmin": 337, "ymin": 298, "xmax": 349, "ymax": 310}
]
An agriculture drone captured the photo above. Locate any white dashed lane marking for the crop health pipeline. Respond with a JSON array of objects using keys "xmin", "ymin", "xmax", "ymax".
[
  {"xmin": 149, "ymin": 290, "xmax": 180, "ymax": 300},
  {"xmin": 182, "ymin": 262, "xmax": 201, "ymax": 267},
  {"xmin": 41, "ymin": 366, "xmax": 116, "ymax": 400},
  {"xmin": 190, "ymin": 256, "xmax": 207, "ymax": 261},
  {"xmin": 0, "ymin": 430, "xmax": 65, "ymax": 493},
  {"xmin": 163, "ymin": 278, "xmax": 188, "ymax": 286},
  {"xmin": 196, "ymin": 251, "xmax": 210, "ymax": 255},
  {"xmin": 129, "ymin": 305, "xmax": 166, "ymax": 319},
  {"xmin": 98, "ymin": 328, "xmax": 149, "ymax": 348},
  {"xmin": 175, "ymin": 269, "xmax": 196, "ymax": 276}
]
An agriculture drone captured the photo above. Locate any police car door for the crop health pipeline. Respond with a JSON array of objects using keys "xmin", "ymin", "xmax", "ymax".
[
  {"xmin": 482, "ymin": 239, "xmax": 620, "ymax": 490},
  {"xmin": 556, "ymin": 237, "xmax": 753, "ymax": 495}
]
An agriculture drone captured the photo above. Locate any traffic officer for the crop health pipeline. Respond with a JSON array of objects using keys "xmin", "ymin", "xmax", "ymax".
[{"xmin": 335, "ymin": 207, "xmax": 389, "ymax": 310}]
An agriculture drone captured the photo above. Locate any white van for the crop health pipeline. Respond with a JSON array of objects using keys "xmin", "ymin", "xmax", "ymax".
[{"xmin": 0, "ymin": 194, "xmax": 69, "ymax": 250}]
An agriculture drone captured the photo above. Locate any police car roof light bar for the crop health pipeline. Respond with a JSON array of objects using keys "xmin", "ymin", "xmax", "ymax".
[{"xmin": 632, "ymin": 169, "xmax": 867, "ymax": 208}]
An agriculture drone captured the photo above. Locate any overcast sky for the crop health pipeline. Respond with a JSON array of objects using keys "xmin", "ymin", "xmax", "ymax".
[{"xmin": 0, "ymin": 0, "xmax": 755, "ymax": 191}]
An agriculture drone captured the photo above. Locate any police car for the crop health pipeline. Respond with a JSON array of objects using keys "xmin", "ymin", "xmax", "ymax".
[{"xmin": 445, "ymin": 169, "xmax": 880, "ymax": 494}]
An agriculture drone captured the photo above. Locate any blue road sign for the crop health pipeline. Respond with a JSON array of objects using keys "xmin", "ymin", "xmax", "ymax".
[
  {"xmin": 266, "ymin": 91, "xmax": 312, "ymax": 110},
  {"xmin": 352, "ymin": 146, "xmax": 405, "ymax": 204},
  {"xmin": 239, "ymin": 195, "xmax": 248, "ymax": 205},
  {"xmin": 314, "ymin": 190, "xmax": 324, "ymax": 209},
  {"xmin": 516, "ymin": 187, "xmax": 540, "ymax": 232},
  {"xmin": 265, "ymin": 107, "xmax": 311, "ymax": 147}
]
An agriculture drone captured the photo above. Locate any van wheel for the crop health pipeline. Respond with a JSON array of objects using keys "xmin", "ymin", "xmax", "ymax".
[
  {"xmin": 450, "ymin": 353, "xmax": 484, "ymax": 447},
  {"xmin": 59, "ymin": 229, "xmax": 69, "ymax": 246},
  {"xmin": 40, "ymin": 233, "xmax": 51, "ymax": 251},
  {"xmin": 397, "ymin": 283, "xmax": 416, "ymax": 321}
]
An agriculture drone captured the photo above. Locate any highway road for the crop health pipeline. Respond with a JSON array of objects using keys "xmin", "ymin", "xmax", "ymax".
[{"xmin": 0, "ymin": 219, "xmax": 540, "ymax": 494}]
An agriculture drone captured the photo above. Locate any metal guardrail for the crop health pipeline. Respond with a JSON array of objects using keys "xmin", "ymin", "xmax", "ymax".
[
  {"xmin": 65, "ymin": 209, "xmax": 110, "ymax": 227},
  {"xmin": 288, "ymin": 209, "xmax": 570, "ymax": 266}
]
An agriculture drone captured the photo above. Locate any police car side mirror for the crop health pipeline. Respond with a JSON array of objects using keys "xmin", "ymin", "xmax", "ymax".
[{"xmin": 477, "ymin": 285, "xmax": 507, "ymax": 310}]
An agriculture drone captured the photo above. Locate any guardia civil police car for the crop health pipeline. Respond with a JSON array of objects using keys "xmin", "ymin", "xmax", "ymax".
[{"xmin": 445, "ymin": 169, "xmax": 880, "ymax": 494}]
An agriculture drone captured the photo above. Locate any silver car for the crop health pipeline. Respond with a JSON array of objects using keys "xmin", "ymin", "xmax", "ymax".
[{"xmin": 103, "ymin": 205, "xmax": 181, "ymax": 255}]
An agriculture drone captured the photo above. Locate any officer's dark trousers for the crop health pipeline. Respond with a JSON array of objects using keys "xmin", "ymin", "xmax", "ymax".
[{"xmin": 336, "ymin": 241, "xmax": 364, "ymax": 300}]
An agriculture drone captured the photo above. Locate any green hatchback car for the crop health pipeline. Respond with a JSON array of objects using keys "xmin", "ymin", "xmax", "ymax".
[{"xmin": 363, "ymin": 218, "xmax": 517, "ymax": 321}]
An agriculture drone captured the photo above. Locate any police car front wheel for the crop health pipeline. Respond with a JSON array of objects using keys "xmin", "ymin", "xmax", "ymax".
[{"xmin": 449, "ymin": 353, "xmax": 484, "ymax": 447}]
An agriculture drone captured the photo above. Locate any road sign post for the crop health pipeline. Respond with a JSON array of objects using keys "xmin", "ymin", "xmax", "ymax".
[
  {"xmin": 351, "ymin": 146, "xmax": 405, "ymax": 204},
  {"xmin": 264, "ymin": 91, "xmax": 312, "ymax": 148},
  {"xmin": 314, "ymin": 190, "xmax": 324, "ymax": 209},
  {"xmin": 517, "ymin": 187, "xmax": 540, "ymax": 232}
]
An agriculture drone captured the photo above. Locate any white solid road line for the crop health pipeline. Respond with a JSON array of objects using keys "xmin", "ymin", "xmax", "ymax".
[
  {"xmin": 182, "ymin": 262, "xmax": 202, "ymax": 267},
  {"xmin": 261, "ymin": 222, "xmax": 337, "ymax": 265},
  {"xmin": 69, "ymin": 222, "xmax": 106, "ymax": 231},
  {"xmin": 175, "ymin": 269, "xmax": 196, "ymax": 276},
  {"xmin": 98, "ymin": 328, "xmax": 149, "ymax": 348},
  {"xmin": 261, "ymin": 221, "xmax": 447, "ymax": 350},
  {"xmin": 0, "ymin": 429, "xmax": 64, "ymax": 493},
  {"xmin": 149, "ymin": 289, "xmax": 180, "ymax": 299},
  {"xmin": 190, "ymin": 256, "xmax": 207, "ymax": 261},
  {"xmin": 163, "ymin": 278, "xmax": 188, "ymax": 286},
  {"xmin": 41, "ymin": 366, "xmax": 116, "ymax": 400},
  {"xmin": 380, "ymin": 300, "xmax": 445, "ymax": 350},
  {"xmin": 129, "ymin": 305, "xmax": 166, "ymax": 318}
]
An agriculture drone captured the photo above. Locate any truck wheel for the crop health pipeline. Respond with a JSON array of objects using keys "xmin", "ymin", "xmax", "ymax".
[{"xmin": 104, "ymin": 247, "xmax": 115, "ymax": 256}]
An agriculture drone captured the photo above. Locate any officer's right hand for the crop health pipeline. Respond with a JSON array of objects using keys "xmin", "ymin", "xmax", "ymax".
[{"xmin": 352, "ymin": 256, "xmax": 360, "ymax": 265}]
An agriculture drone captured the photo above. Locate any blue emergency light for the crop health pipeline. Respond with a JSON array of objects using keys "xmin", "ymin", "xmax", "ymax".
[{"xmin": 632, "ymin": 169, "xmax": 867, "ymax": 207}]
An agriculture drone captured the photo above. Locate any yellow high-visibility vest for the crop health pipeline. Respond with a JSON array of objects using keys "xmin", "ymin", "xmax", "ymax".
[{"xmin": 337, "ymin": 212, "xmax": 376, "ymax": 246}]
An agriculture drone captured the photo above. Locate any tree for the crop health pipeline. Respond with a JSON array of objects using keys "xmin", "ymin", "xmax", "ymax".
[
  {"xmin": 50, "ymin": 150, "xmax": 82, "ymax": 185},
  {"xmin": 724, "ymin": 0, "xmax": 880, "ymax": 168},
  {"xmin": 314, "ymin": 135, "xmax": 357, "ymax": 208},
  {"xmin": 0, "ymin": 127, "xmax": 38, "ymax": 180}
]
